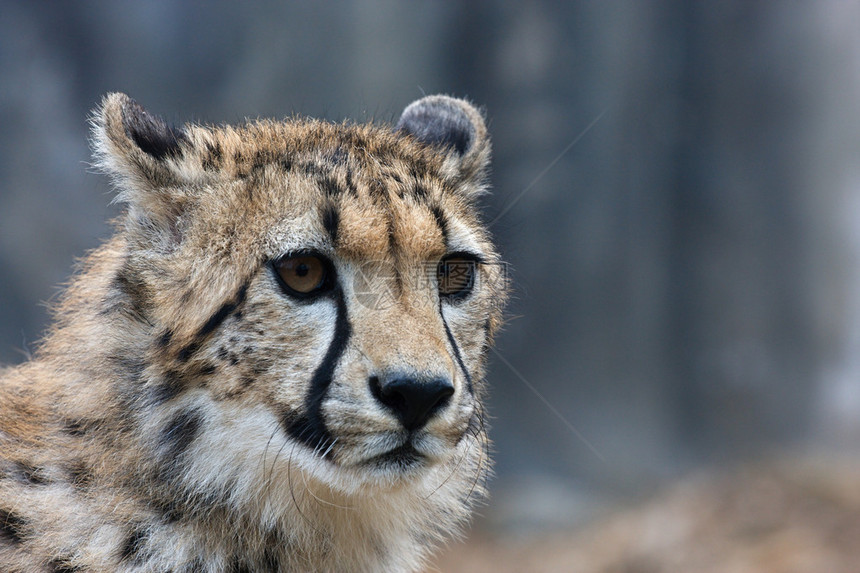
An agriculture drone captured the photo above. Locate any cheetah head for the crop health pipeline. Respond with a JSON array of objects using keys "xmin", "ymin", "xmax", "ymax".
[{"xmin": 91, "ymin": 93, "xmax": 507, "ymax": 508}]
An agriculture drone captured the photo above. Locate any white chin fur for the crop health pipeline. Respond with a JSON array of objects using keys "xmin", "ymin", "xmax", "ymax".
[{"xmin": 277, "ymin": 429, "xmax": 476, "ymax": 496}]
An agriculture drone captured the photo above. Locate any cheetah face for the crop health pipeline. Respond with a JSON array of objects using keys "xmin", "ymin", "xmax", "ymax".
[
  {"xmin": 94, "ymin": 94, "xmax": 506, "ymax": 494},
  {"xmin": 259, "ymin": 214, "xmax": 496, "ymax": 482}
]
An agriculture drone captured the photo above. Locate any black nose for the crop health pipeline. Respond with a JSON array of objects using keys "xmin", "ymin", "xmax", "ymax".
[{"xmin": 370, "ymin": 375, "xmax": 455, "ymax": 430}]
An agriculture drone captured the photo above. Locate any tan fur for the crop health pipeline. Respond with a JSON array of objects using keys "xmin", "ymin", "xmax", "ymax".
[{"xmin": 0, "ymin": 93, "xmax": 507, "ymax": 571}]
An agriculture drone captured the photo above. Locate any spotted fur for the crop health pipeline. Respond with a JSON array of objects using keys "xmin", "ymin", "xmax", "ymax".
[{"xmin": 0, "ymin": 93, "xmax": 507, "ymax": 571}]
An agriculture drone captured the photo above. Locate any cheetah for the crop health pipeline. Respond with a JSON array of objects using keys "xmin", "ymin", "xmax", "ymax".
[{"xmin": 0, "ymin": 93, "xmax": 507, "ymax": 572}]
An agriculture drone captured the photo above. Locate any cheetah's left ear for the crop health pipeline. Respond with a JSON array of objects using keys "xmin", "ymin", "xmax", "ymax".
[{"xmin": 395, "ymin": 95, "xmax": 491, "ymax": 193}]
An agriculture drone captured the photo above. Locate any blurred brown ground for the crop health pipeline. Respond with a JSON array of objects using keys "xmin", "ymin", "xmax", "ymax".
[{"xmin": 429, "ymin": 457, "xmax": 860, "ymax": 573}]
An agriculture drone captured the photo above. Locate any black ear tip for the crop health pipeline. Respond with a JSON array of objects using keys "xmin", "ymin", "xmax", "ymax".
[
  {"xmin": 395, "ymin": 96, "xmax": 477, "ymax": 156},
  {"xmin": 121, "ymin": 96, "xmax": 186, "ymax": 160}
]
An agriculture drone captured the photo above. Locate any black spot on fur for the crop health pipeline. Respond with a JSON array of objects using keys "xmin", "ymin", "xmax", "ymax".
[
  {"xmin": 430, "ymin": 204, "xmax": 449, "ymax": 245},
  {"xmin": 250, "ymin": 357, "xmax": 272, "ymax": 376},
  {"xmin": 410, "ymin": 162, "xmax": 430, "ymax": 181},
  {"xmin": 345, "ymin": 166, "xmax": 357, "ymax": 195},
  {"xmin": 198, "ymin": 363, "xmax": 218, "ymax": 376},
  {"xmin": 262, "ymin": 529, "xmax": 285, "ymax": 570},
  {"xmin": 103, "ymin": 265, "xmax": 150, "ymax": 322},
  {"xmin": 150, "ymin": 370, "xmax": 185, "ymax": 405},
  {"xmin": 263, "ymin": 549, "xmax": 281, "ymax": 571},
  {"xmin": 177, "ymin": 342, "xmax": 200, "ymax": 363},
  {"xmin": 282, "ymin": 289, "xmax": 351, "ymax": 454},
  {"xmin": 63, "ymin": 421, "xmax": 84, "ymax": 436},
  {"xmin": 178, "ymin": 282, "xmax": 250, "ymax": 362},
  {"xmin": 202, "ymin": 142, "xmax": 223, "ymax": 171},
  {"xmin": 218, "ymin": 346, "xmax": 240, "ymax": 366},
  {"xmin": 369, "ymin": 178, "xmax": 386, "ymax": 198},
  {"xmin": 122, "ymin": 98, "xmax": 186, "ymax": 160},
  {"xmin": 148, "ymin": 496, "xmax": 185, "ymax": 524},
  {"xmin": 412, "ymin": 183, "xmax": 429, "ymax": 200},
  {"xmin": 107, "ymin": 354, "xmax": 147, "ymax": 387},
  {"xmin": 14, "ymin": 462, "xmax": 48, "ymax": 485},
  {"xmin": 63, "ymin": 419, "xmax": 94, "ymax": 436},
  {"xmin": 299, "ymin": 162, "xmax": 328, "ymax": 178},
  {"xmin": 0, "ymin": 509, "xmax": 26, "ymax": 544},
  {"xmin": 179, "ymin": 290, "xmax": 194, "ymax": 306},
  {"xmin": 119, "ymin": 527, "xmax": 148, "ymax": 563},
  {"xmin": 158, "ymin": 329, "xmax": 174, "ymax": 348},
  {"xmin": 159, "ymin": 409, "xmax": 202, "ymax": 461},
  {"xmin": 262, "ymin": 528, "xmax": 290, "ymax": 571},
  {"xmin": 327, "ymin": 146, "xmax": 348, "ymax": 166},
  {"xmin": 48, "ymin": 559, "xmax": 84, "ymax": 573},
  {"xmin": 228, "ymin": 560, "xmax": 252, "ymax": 573},
  {"xmin": 251, "ymin": 150, "xmax": 269, "ymax": 172},
  {"xmin": 68, "ymin": 461, "xmax": 94, "ymax": 490},
  {"xmin": 322, "ymin": 204, "xmax": 339, "ymax": 246},
  {"xmin": 319, "ymin": 176, "xmax": 343, "ymax": 197}
]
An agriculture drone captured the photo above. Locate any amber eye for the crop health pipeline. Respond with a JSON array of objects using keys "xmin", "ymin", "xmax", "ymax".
[
  {"xmin": 437, "ymin": 255, "xmax": 478, "ymax": 299},
  {"xmin": 273, "ymin": 254, "xmax": 332, "ymax": 298}
]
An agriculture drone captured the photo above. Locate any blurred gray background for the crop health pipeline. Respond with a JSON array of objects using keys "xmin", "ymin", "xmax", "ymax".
[{"xmin": 2, "ymin": 1, "xmax": 860, "ymax": 535}]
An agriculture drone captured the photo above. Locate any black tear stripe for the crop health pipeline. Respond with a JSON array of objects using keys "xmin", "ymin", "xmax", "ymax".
[
  {"xmin": 385, "ymin": 217, "xmax": 404, "ymax": 296},
  {"xmin": 283, "ymin": 291, "xmax": 351, "ymax": 456},
  {"xmin": 321, "ymin": 204, "xmax": 340, "ymax": 246},
  {"xmin": 439, "ymin": 302, "xmax": 474, "ymax": 394},
  {"xmin": 0, "ymin": 509, "xmax": 26, "ymax": 544},
  {"xmin": 177, "ymin": 282, "xmax": 249, "ymax": 362}
]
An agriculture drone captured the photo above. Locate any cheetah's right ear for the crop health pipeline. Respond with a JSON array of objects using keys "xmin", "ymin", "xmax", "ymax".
[
  {"xmin": 395, "ymin": 95, "xmax": 491, "ymax": 197},
  {"xmin": 91, "ymin": 93, "xmax": 196, "ymax": 245}
]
